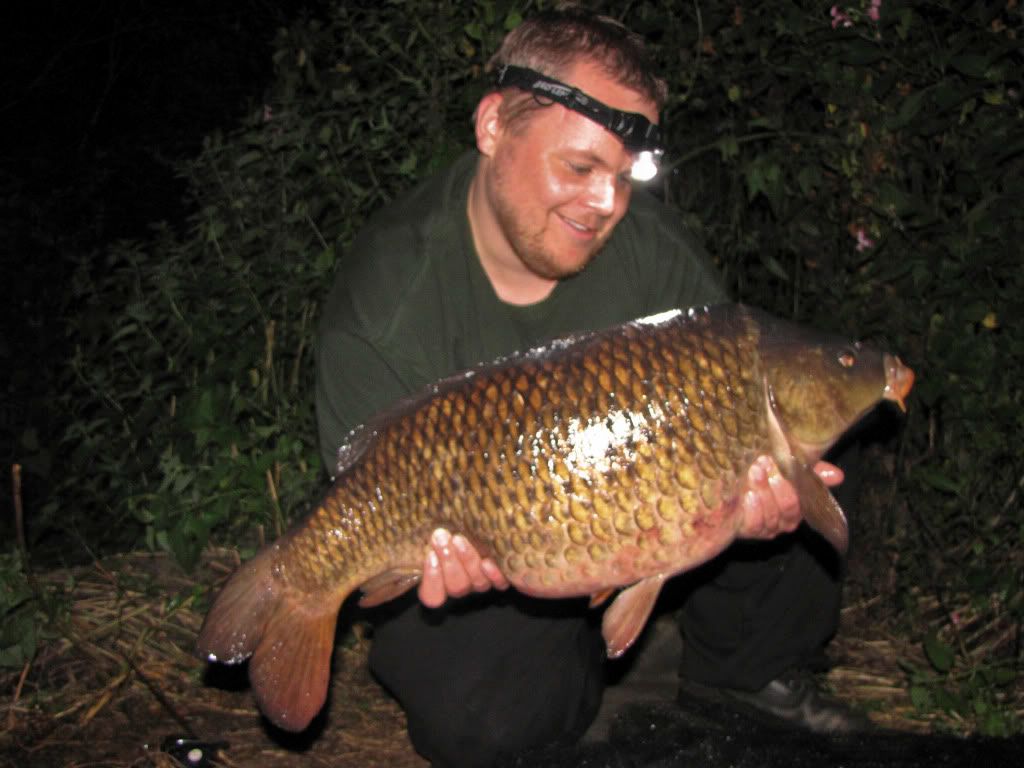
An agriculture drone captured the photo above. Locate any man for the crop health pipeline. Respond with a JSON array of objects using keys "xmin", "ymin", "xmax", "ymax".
[{"xmin": 315, "ymin": 8, "xmax": 866, "ymax": 767}]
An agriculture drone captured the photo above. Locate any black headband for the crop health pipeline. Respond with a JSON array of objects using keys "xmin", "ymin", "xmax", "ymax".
[{"xmin": 493, "ymin": 64, "xmax": 663, "ymax": 155}]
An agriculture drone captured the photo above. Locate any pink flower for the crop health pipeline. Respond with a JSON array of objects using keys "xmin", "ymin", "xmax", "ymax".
[
  {"xmin": 868, "ymin": 0, "xmax": 882, "ymax": 21},
  {"xmin": 854, "ymin": 227, "xmax": 875, "ymax": 251},
  {"xmin": 831, "ymin": 6, "xmax": 853, "ymax": 28},
  {"xmin": 262, "ymin": 104, "xmax": 273, "ymax": 122}
]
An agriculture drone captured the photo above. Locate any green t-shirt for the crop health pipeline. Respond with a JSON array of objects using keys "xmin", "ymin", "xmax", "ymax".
[{"xmin": 315, "ymin": 150, "xmax": 727, "ymax": 474}]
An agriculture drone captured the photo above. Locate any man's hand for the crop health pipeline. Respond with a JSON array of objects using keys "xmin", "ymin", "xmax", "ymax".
[
  {"xmin": 739, "ymin": 456, "xmax": 843, "ymax": 539},
  {"xmin": 418, "ymin": 528, "xmax": 510, "ymax": 608}
]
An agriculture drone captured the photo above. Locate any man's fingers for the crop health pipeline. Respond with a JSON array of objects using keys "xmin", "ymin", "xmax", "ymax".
[
  {"xmin": 418, "ymin": 549, "xmax": 446, "ymax": 608},
  {"xmin": 813, "ymin": 460, "xmax": 844, "ymax": 487},
  {"xmin": 452, "ymin": 534, "xmax": 491, "ymax": 592},
  {"xmin": 417, "ymin": 528, "xmax": 511, "ymax": 607},
  {"xmin": 433, "ymin": 529, "xmax": 472, "ymax": 598},
  {"xmin": 481, "ymin": 558, "xmax": 510, "ymax": 590}
]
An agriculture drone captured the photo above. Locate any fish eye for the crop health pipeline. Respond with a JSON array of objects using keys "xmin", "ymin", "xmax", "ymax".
[{"xmin": 838, "ymin": 350, "xmax": 856, "ymax": 368}]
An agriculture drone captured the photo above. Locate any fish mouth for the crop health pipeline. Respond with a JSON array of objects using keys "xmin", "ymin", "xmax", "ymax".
[{"xmin": 882, "ymin": 354, "xmax": 914, "ymax": 412}]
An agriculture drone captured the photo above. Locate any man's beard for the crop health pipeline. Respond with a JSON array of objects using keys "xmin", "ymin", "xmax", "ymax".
[{"xmin": 489, "ymin": 166, "xmax": 606, "ymax": 281}]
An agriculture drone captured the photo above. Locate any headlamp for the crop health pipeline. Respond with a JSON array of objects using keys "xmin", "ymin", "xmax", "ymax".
[{"xmin": 494, "ymin": 64, "xmax": 665, "ymax": 182}]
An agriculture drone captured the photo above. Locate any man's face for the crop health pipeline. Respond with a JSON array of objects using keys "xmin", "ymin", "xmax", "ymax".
[{"xmin": 484, "ymin": 60, "xmax": 659, "ymax": 281}]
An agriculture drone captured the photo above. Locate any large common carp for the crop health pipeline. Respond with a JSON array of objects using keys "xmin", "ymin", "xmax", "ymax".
[{"xmin": 196, "ymin": 303, "xmax": 913, "ymax": 731}]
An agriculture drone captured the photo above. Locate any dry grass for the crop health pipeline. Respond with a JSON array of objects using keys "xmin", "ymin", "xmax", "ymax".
[
  {"xmin": 0, "ymin": 551, "xmax": 425, "ymax": 768},
  {"xmin": 1, "ymin": 549, "xmax": 1020, "ymax": 767}
]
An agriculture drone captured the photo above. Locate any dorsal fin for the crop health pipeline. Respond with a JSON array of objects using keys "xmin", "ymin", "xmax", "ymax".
[{"xmin": 335, "ymin": 423, "xmax": 378, "ymax": 478}]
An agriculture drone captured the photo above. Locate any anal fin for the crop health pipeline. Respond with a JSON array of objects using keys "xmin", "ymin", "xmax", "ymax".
[{"xmin": 601, "ymin": 574, "xmax": 668, "ymax": 659}]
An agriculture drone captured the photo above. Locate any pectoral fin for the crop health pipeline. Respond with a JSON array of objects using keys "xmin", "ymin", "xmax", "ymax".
[
  {"xmin": 589, "ymin": 588, "xmax": 617, "ymax": 608},
  {"xmin": 789, "ymin": 463, "xmax": 849, "ymax": 555},
  {"xmin": 601, "ymin": 574, "xmax": 668, "ymax": 659},
  {"xmin": 763, "ymin": 377, "xmax": 849, "ymax": 555},
  {"xmin": 358, "ymin": 568, "xmax": 423, "ymax": 607}
]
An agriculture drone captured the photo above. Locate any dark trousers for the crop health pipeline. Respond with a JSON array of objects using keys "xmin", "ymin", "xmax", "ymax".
[
  {"xmin": 677, "ymin": 529, "xmax": 842, "ymax": 689},
  {"xmin": 368, "ymin": 592, "xmax": 606, "ymax": 768},
  {"xmin": 368, "ymin": 533, "xmax": 842, "ymax": 768}
]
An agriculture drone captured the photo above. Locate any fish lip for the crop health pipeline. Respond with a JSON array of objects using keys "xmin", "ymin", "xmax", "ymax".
[{"xmin": 882, "ymin": 354, "xmax": 915, "ymax": 412}]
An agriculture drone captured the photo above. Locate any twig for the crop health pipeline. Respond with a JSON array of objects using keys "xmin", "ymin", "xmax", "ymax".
[
  {"xmin": 12, "ymin": 463, "xmax": 28, "ymax": 564},
  {"xmin": 266, "ymin": 469, "xmax": 283, "ymax": 538},
  {"xmin": 263, "ymin": 319, "xmax": 276, "ymax": 404},
  {"xmin": 6, "ymin": 659, "xmax": 32, "ymax": 730},
  {"xmin": 126, "ymin": 656, "xmax": 199, "ymax": 740},
  {"xmin": 290, "ymin": 300, "xmax": 315, "ymax": 396},
  {"xmin": 1002, "ymin": 471, "xmax": 1024, "ymax": 513},
  {"xmin": 305, "ymin": 212, "xmax": 329, "ymax": 251}
]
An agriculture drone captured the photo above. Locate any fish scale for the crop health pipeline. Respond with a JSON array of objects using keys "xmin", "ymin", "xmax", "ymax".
[{"xmin": 195, "ymin": 303, "xmax": 914, "ymax": 732}]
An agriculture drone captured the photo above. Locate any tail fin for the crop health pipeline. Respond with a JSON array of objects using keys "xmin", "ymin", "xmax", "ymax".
[{"xmin": 195, "ymin": 545, "xmax": 345, "ymax": 731}]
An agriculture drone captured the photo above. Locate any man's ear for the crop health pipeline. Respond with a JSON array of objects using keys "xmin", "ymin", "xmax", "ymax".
[{"xmin": 474, "ymin": 91, "xmax": 504, "ymax": 158}]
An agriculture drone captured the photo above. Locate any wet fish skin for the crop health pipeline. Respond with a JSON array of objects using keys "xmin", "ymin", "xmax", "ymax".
[{"xmin": 195, "ymin": 303, "xmax": 913, "ymax": 732}]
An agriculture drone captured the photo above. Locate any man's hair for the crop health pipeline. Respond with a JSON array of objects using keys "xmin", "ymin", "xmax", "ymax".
[{"xmin": 486, "ymin": 5, "xmax": 667, "ymax": 131}]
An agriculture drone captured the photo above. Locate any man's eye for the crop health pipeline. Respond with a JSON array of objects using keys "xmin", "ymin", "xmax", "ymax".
[{"xmin": 567, "ymin": 162, "xmax": 591, "ymax": 175}]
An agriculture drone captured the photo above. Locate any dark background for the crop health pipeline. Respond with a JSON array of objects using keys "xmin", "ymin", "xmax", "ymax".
[
  {"xmin": 1, "ymin": 1, "xmax": 296, "ymax": 245},
  {"xmin": 1, "ymin": 1, "xmax": 312, "ymax": 546}
]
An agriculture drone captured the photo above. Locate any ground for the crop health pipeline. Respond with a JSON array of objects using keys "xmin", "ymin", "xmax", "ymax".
[{"xmin": 1, "ymin": 549, "xmax": 1019, "ymax": 767}]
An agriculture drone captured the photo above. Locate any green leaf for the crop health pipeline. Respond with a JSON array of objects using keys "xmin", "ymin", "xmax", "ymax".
[
  {"xmin": 398, "ymin": 152, "xmax": 418, "ymax": 175},
  {"xmin": 923, "ymin": 631, "xmax": 955, "ymax": 674},
  {"xmin": 886, "ymin": 89, "xmax": 928, "ymax": 131},
  {"xmin": 236, "ymin": 151, "xmax": 263, "ymax": 168},
  {"xmin": 840, "ymin": 41, "xmax": 885, "ymax": 66},
  {"xmin": 909, "ymin": 684, "xmax": 933, "ymax": 711},
  {"xmin": 914, "ymin": 467, "xmax": 962, "ymax": 496},
  {"xmin": 796, "ymin": 165, "xmax": 821, "ymax": 196},
  {"xmin": 991, "ymin": 667, "xmax": 1017, "ymax": 687},
  {"xmin": 314, "ymin": 247, "xmax": 335, "ymax": 275},
  {"xmin": 760, "ymin": 253, "xmax": 791, "ymax": 282},
  {"xmin": 949, "ymin": 54, "xmax": 989, "ymax": 79},
  {"xmin": 717, "ymin": 136, "xmax": 739, "ymax": 161}
]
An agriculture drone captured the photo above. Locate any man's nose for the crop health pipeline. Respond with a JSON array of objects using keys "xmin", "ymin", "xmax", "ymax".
[{"xmin": 583, "ymin": 173, "xmax": 618, "ymax": 216}]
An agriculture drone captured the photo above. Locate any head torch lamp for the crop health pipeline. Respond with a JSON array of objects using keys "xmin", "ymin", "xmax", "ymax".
[{"xmin": 493, "ymin": 64, "xmax": 665, "ymax": 182}]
